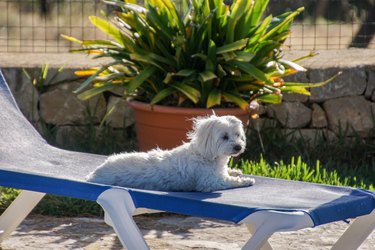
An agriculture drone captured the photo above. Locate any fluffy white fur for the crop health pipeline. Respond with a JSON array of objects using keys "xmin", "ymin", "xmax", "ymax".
[{"xmin": 86, "ymin": 115, "xmax": 255, "ymax": 192}]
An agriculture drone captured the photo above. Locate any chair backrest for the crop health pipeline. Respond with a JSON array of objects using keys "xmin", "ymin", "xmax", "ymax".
[
  {"xmin": 0, "ymin": 70, "xmax": 21, "ymax": 109},
  {"xmin": 0, "ymin": 70, "xmax": 45, "ymax": 145},
  {"xmin": 0, "ymin": 70, "xmax": 106, "ymax": 180}
]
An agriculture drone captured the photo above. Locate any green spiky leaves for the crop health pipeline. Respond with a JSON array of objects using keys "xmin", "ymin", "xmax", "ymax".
[{"xmin": 64, "ymin": 0, "xmax": 338, "ymax": 113}]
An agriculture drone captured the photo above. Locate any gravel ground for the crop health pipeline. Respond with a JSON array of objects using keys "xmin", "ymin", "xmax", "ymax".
[{"xmin": 1, "ymin": 213, "xmax": 374, "ymax": 250}]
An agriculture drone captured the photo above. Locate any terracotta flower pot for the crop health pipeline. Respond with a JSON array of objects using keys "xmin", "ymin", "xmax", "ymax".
[{"xmin": 127, "ymin": 100, "xmax": 250, "ymax": 151}]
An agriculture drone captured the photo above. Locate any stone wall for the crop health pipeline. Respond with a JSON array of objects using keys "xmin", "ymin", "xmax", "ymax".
[
  {"xmin": 253, "ymin": 65, "xmax": 375, "ymax": 143},
  {"xmin": 1, "ymin": 67, "xmax": 134, "ymax": 149},
  {"xmin": 1, "ymin": 50, "xmax": 375, "ymax": 148}
]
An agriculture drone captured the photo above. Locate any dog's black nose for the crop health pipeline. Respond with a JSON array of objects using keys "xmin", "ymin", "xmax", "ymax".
[{"xmin": 233, "ymin": 144, "xmax": 242, "ymax": 152}]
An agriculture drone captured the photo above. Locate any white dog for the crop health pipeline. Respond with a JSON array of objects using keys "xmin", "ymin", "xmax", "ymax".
[{"xmin": 86, "ymin": 115, "xmax": 255, "ymax": 192}]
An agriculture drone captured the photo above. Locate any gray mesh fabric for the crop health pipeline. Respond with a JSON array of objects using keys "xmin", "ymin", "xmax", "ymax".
[{"xmin": 0, "ymin": 71, "xmax": 106, "ymax": 181}]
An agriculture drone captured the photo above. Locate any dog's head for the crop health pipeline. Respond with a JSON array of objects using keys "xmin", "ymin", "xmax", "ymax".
[{"xmin": 187, "ymin": 115, "xmax": 246, "ymax": 160}]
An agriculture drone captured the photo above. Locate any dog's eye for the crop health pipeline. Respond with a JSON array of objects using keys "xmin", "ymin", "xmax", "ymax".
[{"xmin": 222, "ymin": 133, "xmax": 229, "ymax": 140}]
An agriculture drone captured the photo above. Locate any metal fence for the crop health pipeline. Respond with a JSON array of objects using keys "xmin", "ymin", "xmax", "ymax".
[{"xmin": 0, "ymin": 0, "xmax": 374, "ymax": 53}]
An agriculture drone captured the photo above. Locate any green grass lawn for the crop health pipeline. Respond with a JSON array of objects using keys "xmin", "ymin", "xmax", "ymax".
[{"xmin": 236, "ymin": 156, "xmax": 374, "ymax": 190}]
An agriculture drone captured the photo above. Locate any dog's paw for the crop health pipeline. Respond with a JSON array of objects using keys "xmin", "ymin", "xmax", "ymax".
[
  {"xmin": 241, "ymin": 176, "xmax": 255, "ymax": 186},
  {"xmin": 228, "ymin": 168, "xmax": 243, "ymax": 177}
]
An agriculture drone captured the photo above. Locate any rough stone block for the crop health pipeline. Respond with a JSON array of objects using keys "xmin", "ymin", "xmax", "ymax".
[
  {"xmin": 267, "ymin": 102, "xmax": 312, "ymax": 128},
  {"xmin": 248, "ymin": 117, "xmax": 278, "ymax": 132},
  {"xmin": 105, "ymin": 96, "xmax": 134, "ymax": 128},
  {"xmin": 39, "ymin": 82, "xmax": 106, "ymax": 125},
  {"xmin": 55, "ymin": 125, "xmax": 88, "ymax": 147},
  {"xmin": 283, "ymin": 71, "xmax": 309, "ymax": 83},
  {"xmin": 323, "ymin": 96, "xmax": 375, "ymax": 137},
  {"xmin": 279, "ymin": 129, "xmax": 338, "ymax": 145},
  {"xmin": 365, "ymin": 70, "xmax": 375, "ymax": 99},
  {"xmin": 282, "ymin": 92, "xmax": 309, "ymax": 103},
  {"xmin": 44, "ymin": 68, "xmax": 78, "ymax": 85},
  {"xmin": 281, "ymin": 129, "xmax": 325, "ymax": 144},
  {"xmin": 309, "ymin": 67, "xmax": 366, "ymax": 102},
  {"xmin": 311, "ymin": 103, "xmax": 328, "ymax": 128}
]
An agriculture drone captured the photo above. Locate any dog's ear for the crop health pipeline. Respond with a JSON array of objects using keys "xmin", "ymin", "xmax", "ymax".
[
  {"xmin": 187, "ymin": 116, "xmax": 210, "ymax": 141},
  {"xmin": 187, "ymin": 116, "xmax": 219, "ymax": 159}
]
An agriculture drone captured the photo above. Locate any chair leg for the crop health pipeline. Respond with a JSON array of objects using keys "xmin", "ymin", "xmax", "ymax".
[
  {"xmin": 96, "ymin": 188, "xmax": 149, "ymax": 250},
  {"xmin": 245, "ymin": 224, "xmax": 274, "ymax": 250},
  {"xmin": 331, "ymin": 209, "xmax": 375, "ymax": 250},
  {"xmin": 0, "ymin": 190, "xmax": 45, "ymax": 242},
  {"xmin": 240, "ymin": 210, "xmax": 314, "ymax": 250}
]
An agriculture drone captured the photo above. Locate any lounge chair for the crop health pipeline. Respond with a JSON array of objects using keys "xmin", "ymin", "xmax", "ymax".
[{"xmin": 0, "ymin": 69, "xmax": 374, "ymax": 249}]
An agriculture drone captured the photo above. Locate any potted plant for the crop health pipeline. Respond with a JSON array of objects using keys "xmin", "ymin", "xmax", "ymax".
[{"xmin": 63, "ymin": 0, "xmax": 339, "ymax": 151}]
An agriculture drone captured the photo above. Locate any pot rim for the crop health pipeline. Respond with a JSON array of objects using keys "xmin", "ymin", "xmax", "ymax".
[{"xmin": 127, "ymin": 100, "xmax": 249, "ymax": 115}]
